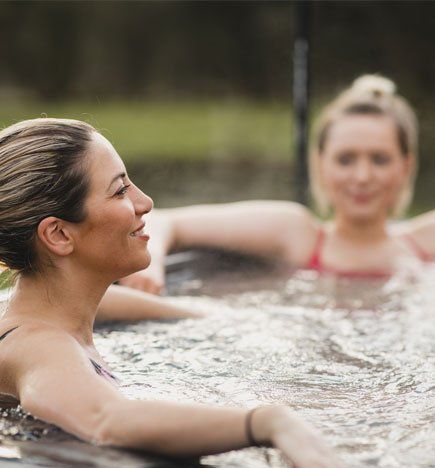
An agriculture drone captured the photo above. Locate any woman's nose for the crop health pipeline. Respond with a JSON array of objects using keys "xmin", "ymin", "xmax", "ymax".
[
  {"xmin": 354, "ymin": 160, "xmax": 372, "ymax": 182},
  {"xmin": 135, "ymin": 187, "xmax": 154, "ymax": 215}
]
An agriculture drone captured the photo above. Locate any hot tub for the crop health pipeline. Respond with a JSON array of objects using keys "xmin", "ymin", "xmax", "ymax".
[{"xmin": 0, "ymin": 251, "xmax": 434, "ymax": 467}]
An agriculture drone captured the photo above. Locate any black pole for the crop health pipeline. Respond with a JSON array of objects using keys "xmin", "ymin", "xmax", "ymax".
[{"xmin": 293, "ymin": 0, "xmax": 310, "ymax": 205}]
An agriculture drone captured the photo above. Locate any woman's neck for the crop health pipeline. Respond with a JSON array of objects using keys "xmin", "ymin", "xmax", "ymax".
[
  {"xmin": 4, "ymin": 268, "xmax": 111, "ymax": 347},
  {"xmin": 332, "ymin": 213, "xmax": 389, "ymax": 243}
]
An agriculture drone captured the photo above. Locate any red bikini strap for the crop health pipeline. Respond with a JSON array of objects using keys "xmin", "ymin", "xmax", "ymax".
[
  {"xmin": 401, "ymin": 234, "xmax": 432, "ymax": 261},
  {"xmin": 307, "ymin": 228, "xmax": 325, "ymax": 269}
]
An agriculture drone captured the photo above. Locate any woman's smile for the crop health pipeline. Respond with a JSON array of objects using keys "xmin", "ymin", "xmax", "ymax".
[
  {"xmin": 129, "ymin": 223, "xmax": 150, "ymax": 241},
  {"xmin": 349, "ymin": 191, "xmax": 376, "ymax": 203}
]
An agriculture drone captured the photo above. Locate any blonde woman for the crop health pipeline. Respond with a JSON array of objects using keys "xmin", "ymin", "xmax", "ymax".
[
  {"xmin": 122, "ymin": 75, "xmax": 435, "ymax": 292},
  {"xmin": 0, "ymin": 118, "xmax": 342, "ymax": 467}
]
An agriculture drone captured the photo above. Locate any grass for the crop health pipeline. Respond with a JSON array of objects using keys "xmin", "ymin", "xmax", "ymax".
[
  {"xmin": 0, "ymin": 99, "xmax": 294, "ymax": 163},
  {"xmin": 0, "ymin": 269, "xmax": 14, "ymax": 290}
]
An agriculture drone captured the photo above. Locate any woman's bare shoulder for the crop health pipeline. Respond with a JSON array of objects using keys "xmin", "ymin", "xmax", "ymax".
[
  {"xmin": 0, "ymin": 319, "xmax": 79, "ymax": 398},
  {"xmin": 277, "ymin": 203, "xmax": 321, "ymax": 266},
  {"xmin": 0, "ymin": 319, "xmax": 80, "ymax": 366}
]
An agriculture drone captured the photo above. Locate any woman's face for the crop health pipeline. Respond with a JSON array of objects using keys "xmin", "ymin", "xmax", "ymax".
[
  {"xmin": 319, "ymin": 115, "xmax": 412, "ymax": 222},
  {"xmin": 71, "ymin": 132, "xmax": 153, "ymax": 279}
]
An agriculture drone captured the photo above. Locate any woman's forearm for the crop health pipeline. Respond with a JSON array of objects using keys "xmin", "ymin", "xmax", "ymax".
[
  {"xmin": 97, "ymin": 400, "xmax": 251, "ymax": 456},
  {"xmin": 97, "ymin": 284, "xmax": 200, "ymax": 321},
  {"xmin": 157, "ymin": 201, "xmax": 312, "ymax": 259},
  {"xmin": 95, "ymin": 400, "xmax": 339, "ymax": 467}
]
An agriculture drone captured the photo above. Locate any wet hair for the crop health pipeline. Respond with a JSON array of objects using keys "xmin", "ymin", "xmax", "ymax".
[
  {"xmin": 309, "ymin": 75, "xmax": 418, "ymax": 217},
  {"xmin": 0, "ymin": 118, "xmax": 95, "ymax": 275}
]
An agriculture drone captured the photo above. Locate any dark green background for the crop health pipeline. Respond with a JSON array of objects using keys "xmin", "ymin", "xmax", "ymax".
[{"xmin": 0, "ymin": 1, "xmax": 433, "ymax": 209}]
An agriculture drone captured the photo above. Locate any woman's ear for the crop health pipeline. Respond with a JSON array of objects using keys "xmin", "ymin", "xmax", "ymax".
[{"xmin": 37, "ymin": 217, "xmax": 74, "ymax": 257}]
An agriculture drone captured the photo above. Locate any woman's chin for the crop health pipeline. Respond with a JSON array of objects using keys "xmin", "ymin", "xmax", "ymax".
[
  {"xmin": 336, "ymin": 201, "xmax": 387, "ymax": 222},
  {"xmin": 136, "ymin": 253, "xmax": 152, "ymax": 271},
  {"xmin": 116, "ymin": 255, "xmax": 151, "ymax": 279},
  {"xmin": 347, "ymin": 207, "xmax": 385, "ymax": 222}
]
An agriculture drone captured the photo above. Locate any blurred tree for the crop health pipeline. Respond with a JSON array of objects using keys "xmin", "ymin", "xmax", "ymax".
[
  {"xmin": 0, "ymin": 0, "xmax": 433, "ymax": 104},
  {"xmin": 0, "ymin": 2, "xmax": 82, "ymax": 99}
]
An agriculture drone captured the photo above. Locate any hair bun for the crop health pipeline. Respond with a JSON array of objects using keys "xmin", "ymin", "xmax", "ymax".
[{"xmin": 351, "ymin": 74, "xmax": 396, "ymax": 98}]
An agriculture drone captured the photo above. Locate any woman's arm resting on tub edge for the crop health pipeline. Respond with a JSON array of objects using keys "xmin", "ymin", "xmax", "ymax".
[
  {"xmin": 96, "ymin": 284, "xmax": 201, "ymax": 322},
  {"xmin": 2, "ymin": 324, "xmax": 342, "ymax": 465},
  {"xmin": 119, "ymin": 201, "xmax": 319, "ymax": 293}
]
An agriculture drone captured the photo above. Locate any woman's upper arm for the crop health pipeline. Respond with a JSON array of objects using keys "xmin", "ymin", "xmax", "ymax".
[
  {"xmin": 166, "ymin": 200, "xmax": 318, "ymax": 261},
  {"xmin": 4, "ymin": 324, "xmax": 122, "ymax": 443}
]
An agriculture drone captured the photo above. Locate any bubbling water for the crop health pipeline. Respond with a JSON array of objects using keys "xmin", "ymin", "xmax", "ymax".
[{"xmin": 0, "ymin": 260, "xmax": 434, "ymax": 467}]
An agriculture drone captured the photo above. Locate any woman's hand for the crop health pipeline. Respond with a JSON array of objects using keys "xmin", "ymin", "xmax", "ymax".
[
  {"xmin": 255, "ymin": 406, "xmax": 344, "ymax": 468},
  {"xmin": 117, "ymin": 209, "xmax": 173, "ymax": 294},
  {"xmin": 118, "ymin": 262, "xmax": 165, "ymax": 294}
]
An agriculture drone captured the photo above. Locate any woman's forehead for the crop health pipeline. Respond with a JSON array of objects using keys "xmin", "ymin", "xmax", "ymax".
[
  {"xmin": 86, "ymin": 133, "xmax": 126, "ymax": 189},
  {"xmin": 326, "ymin": 115, "xmax": 399, "ymax": 151}
]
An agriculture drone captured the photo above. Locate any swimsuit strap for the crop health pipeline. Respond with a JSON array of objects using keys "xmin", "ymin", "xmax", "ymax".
[
  {"xmin": 401, "ymin": 234, "xmax": 432, "ymax": 262},
  {"xmin": 0, "ymin": 326, "xmax": 19, "ymax": 341},
  {"xmin": 89, "ymin": 358, "xmax": 119, "ymax": 383},
  {"xmin": 306, "ymin": 228, "xmax": 325, "ymax": 270},
  {"xmin": 306, "ymin": 229, "xmax": 390, "ymax": 277},
  {"xmin": 0, "ymin": 325, "xmax": 118, "ymax": 383}
]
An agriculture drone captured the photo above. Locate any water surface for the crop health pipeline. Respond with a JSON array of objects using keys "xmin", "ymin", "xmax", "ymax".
[{"xmin": 0, "ymin": 255, "xmax": 434, "ymax": 467}]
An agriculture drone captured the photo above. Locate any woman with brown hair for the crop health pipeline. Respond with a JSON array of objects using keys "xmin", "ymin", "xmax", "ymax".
[{"xmin": 0, "ymin": 118, "xmax": 341, "ymax": 467}]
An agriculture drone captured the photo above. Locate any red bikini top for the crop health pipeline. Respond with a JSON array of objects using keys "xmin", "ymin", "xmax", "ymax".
[{"xmin": 306, "ymin": 228, "xmax": 432, "ymax": 278}]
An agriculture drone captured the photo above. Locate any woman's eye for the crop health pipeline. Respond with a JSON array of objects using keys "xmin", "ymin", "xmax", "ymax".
[
  {"xmin": 336, "ymin": 153, "xmax": 354, "ymax": 166},
  {"xmin": 115, "ymin": 184, "xmax": 131, "ymax": 196},
  {"xmin": 372, "ymin": 153, "xmax": 391, "ymax": 165}
]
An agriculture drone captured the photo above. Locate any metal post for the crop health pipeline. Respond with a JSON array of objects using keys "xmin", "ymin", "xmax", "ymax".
[{"xmin": 293, "ymin": 0, "xmax": 310, "ymax": 205}]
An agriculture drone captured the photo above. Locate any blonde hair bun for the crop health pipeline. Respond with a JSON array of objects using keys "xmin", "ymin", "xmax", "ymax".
[{"xmin": 351, "ymin": 74, "xmax": 396, "ymax": 98}]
